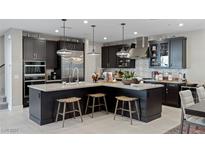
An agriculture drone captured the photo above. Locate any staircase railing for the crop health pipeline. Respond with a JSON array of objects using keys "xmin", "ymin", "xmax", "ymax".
[{"xmin": 0, "ymin": 64, "xmax": 5, "ymax": 69}]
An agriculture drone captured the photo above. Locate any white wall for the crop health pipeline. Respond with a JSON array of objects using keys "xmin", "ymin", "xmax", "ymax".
[
  {"xmin": 183, "ymin": 30, "xmax": 205, "ymax": 84},
  {"xmin": 85, "ymin": 39, "xmax": 102, "ymax": 82},
  {"xmin": 4, "ymin": 29, "xmax": 23, "ymax": 110},
  {"xmin": 0, "ymin": 36, "xmax": 4, "ymax": 95}
]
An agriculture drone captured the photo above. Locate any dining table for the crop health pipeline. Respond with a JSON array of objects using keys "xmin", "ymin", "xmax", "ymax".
[{"xmin": 185, "ymin": 101, "xmax": 205, "ymax": 117}]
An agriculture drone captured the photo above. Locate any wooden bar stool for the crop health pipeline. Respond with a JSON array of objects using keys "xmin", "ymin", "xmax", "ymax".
[
  {"xmin": 85, "ymin": 93, "xmax": 108, "ymax": 118},
  {"xmin": 114, "ymin": 96, "xmax": 140, "ymax": 125},
  {"xmin": 56, "ymin": 97, "xmax": 83, "ymax": 127}
]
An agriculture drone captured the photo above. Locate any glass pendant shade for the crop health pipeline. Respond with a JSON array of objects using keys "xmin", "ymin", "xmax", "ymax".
[
  {"xmin": 116, "ymin": 47, "xmax": 130, "ymax": 58},
  {"xmin": 57, "ymin": 48, "xmax": 72, "ymax": 57}
]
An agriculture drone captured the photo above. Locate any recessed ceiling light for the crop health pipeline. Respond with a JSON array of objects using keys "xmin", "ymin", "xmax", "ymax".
[
  {"xmin": 104, "ymin": 37, "xmax": 107, "ymax": 40},
  {"xmin": 83, "ymin": 20, "xmax": 88, "ymax": 24},
  {"xmin": 179, "ymin": 23, "xmax": 184, "ymax": 27},
  {"xmin": 55, "ymin": 29, "xmax": 59, "ymax": 33},
  {"xmin": 134, "ymin": 32, "xmax": 138, "ymax": 35}
]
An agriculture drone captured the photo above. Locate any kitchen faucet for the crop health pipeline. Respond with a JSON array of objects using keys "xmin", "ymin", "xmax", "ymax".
[{"xmin": 72, "ymin": 67, "xmax": 79, "ymax": 84}]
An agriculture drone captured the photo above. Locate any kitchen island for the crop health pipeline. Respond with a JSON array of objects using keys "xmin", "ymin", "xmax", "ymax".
[{"xmin": 28, "ymin": 82, "xmax": 164, "ymax": 125}]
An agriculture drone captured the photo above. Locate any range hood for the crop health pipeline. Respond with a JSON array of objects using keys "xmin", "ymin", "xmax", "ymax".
[{"xmin": 127, "ymin": 37, "xmax": 149, "ymax": 59}]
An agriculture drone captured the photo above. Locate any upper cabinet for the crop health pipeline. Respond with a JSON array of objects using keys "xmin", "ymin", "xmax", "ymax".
[
  {"xmin": 23, "ymin": 37, "xmax": 46, "ymax": 61},
  {"xmin": 149, "ymin": 37, "xmax": 186, "ymax": 69},
  {"xmin": 169, "ymin": 37, "xmax": 186, "ymax": 69},
  {"xmin": 101, "ymin": 45, "xmax": 135, "ymax": 68},
  {"xmin": 102, "ymin": 46, "xmax": 110, "ymax": 68},
  {"xmin": 46, "ymin": 40, "xmax": 58, "ymax": 69}
]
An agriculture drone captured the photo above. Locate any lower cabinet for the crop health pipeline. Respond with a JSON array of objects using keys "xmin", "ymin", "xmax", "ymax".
[
  {"xmin": 144, "ymin": 81, "xmax": 185, "ymax": 107},
  {"xmin": 165, "ymin": 83, "xmax": 181, "ymax": 107}
]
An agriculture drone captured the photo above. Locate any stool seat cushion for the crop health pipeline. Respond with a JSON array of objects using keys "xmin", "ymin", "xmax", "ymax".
[
  {"xmin": 58, "ymin": 97, "xmax": 81, "ymax": 103},
  {"xmin": 88, "ymin": 93, "xmax": 106, "ymax": 97},
  {"xmin": 116, "ymin": 96, "xmax": 138, "ymax": 102}
]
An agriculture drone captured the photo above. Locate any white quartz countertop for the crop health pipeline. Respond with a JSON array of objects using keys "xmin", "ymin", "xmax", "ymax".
[{"xmin": 28, "ymin": 81, "xmax": 164, "ymax": 92}]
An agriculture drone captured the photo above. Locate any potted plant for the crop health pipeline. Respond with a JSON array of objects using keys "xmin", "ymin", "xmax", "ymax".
[{"xmin": 122, "ymin": 71, "xmax": 140, "ymax": 85}]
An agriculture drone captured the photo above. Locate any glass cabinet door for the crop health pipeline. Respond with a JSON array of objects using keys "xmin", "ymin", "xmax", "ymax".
[{"xmin": 160, "ymin": 42, "xmax": 169, "ymax": 67}]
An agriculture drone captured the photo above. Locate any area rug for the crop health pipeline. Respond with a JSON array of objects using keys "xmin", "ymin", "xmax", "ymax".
[{"xmin": 165, "ymin": 124, "xmax": 205, "ymax": 134}]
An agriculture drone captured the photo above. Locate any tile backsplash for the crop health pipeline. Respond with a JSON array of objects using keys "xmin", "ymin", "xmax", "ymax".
[{"xmin": 103, "ymin": 59, "xmax": 187, "ymax": 79}]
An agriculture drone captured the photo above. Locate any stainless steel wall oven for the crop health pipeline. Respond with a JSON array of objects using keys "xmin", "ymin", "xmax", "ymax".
[{"xmin": 23, "ymin": 61, "xmax": 46, "ymax": 107}]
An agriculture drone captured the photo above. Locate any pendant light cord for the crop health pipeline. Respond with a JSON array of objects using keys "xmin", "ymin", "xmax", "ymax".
[
  {"xmin": 93, "ymin": 26, "xmax": 94, "ymax": 52},
  {"xmin": 62, "ymin": 19, "xmax": 67, "ymax": 49},
  {"xmin": 121, "ymin": 23, "xmax": 126, "ymax": 49},
  {"xmin": 122, "ymin": 24, "xmax": 124, "ymax": 45},
  {"xmin": 91, "ymin": 25, "xmax": 96, "ymax": 52}
]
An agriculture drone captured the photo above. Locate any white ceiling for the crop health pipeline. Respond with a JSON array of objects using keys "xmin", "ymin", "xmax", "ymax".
[{"xmin": 1, "ymin": 19, "xmax": 205, "ymax": 42}]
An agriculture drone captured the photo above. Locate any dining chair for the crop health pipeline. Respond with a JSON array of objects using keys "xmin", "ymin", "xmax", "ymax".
[
  {"xmin": 179, "ymin": 90, "xmax": 205, "ymax": 134},
  {"xmin": 196, "ymin": 87, "xmax": 205, "ymax": 102}
]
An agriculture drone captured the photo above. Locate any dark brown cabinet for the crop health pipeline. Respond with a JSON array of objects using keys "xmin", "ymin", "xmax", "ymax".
[
  {"xmin": 144, "ymin": 81, "xmax": 185, "ymax": 107},
  {"xmin": 46, "ymin": 40, "xmax": 58, "ymax": 69},
  {"xmin": 170, "ymin": 37, "xmax": 186, "ymax": 69},
  {"xmin": 23, "ymin": 37, "xmax": 46, "ymax": 61},
  {"xmin": 149, "ymin": 37, "xmax": 186, "ymax": 69},
  {"xmin": 102, "ymin": 46, "xmax": 110, "ymax": 68},
  {"xmin": 165, "ymin": 83, "xmax": 181, "ymax": 107},
  {"xmin": 102, "ymin": 45, "xmax": 119, "ymax": 68},
  {"xmin": 101, "ymin": 45, "xmax": 135, "ymax": 68},
  {"xmin": 23, "ymin": 37, "xmax": 34, "ymax": 61}
]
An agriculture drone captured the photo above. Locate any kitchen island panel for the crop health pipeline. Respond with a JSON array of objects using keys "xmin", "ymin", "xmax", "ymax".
[{"xmin": 29, "ymin": 85, "xmax": 163, "ymax": 125}]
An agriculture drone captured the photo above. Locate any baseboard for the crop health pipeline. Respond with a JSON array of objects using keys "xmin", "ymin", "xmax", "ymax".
[{"xmin": 8, "ymin": 105, "xmax": 24, "ymax": 111}]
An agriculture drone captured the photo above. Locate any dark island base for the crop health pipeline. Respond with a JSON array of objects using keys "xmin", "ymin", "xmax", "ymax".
[{"xmin": 29, "ymin": 86, "xmax": 163, "ymax": 125}]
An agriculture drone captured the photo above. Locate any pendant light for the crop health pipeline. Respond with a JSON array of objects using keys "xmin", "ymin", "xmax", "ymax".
[
  {"xmin": 57, "ymin": 19, "xmax": 72, "ymax": 57},
  {"xmin": 87, "ymin": 25, "xmax": 100, "ymax": 55},
  {"xmin": 116, "ymin": 23, "xmax": 130, "ymax": 58}
]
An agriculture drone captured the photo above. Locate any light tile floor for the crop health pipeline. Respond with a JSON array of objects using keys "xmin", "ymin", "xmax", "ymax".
[{"xmin": 0, "ymin": 106, "xmax": 181, "ymax": 134}]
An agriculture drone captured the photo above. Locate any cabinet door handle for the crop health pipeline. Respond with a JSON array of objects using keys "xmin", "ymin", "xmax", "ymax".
[
  {"xmin": 166, "ymin": 88, "xmax": 168, "ymax": 93},
  {"xmin": 38, "ymin": 93, "xmax": 41, "ymax": 99}
]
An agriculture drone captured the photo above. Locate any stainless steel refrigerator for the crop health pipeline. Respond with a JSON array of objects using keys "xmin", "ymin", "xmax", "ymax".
[{"xmin": 61, "ymin": 51, "xmax": 84, "ymax": 82}]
